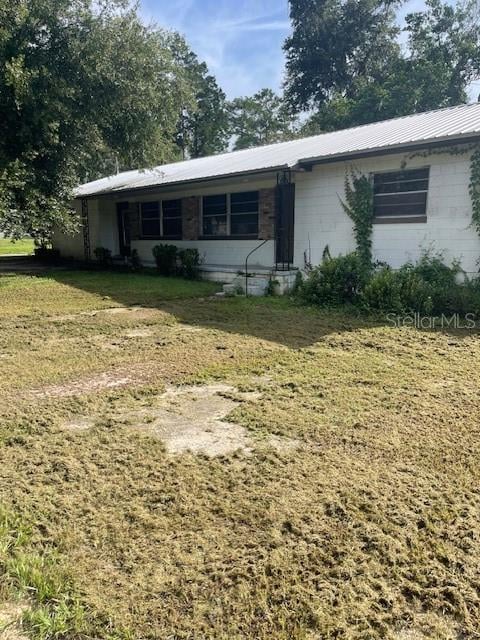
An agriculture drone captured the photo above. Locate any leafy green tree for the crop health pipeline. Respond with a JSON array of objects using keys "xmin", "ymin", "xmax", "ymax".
[
  {"xmin": 229, "ymin": 89, "xmax": 297, "ymax": 150},
  {"xmin": 284, "ymin": 0, "xmax": 401, "ymax": 112},
  {"xmin": 286, "ymin": 0, "xmax": 480, "ymax": 134},
  {"xmin": 172, "ymin": 36, "xmax": 229, "ymax": 159},
  {"xmin": 0, "ymin": 0, "xmax": 194, "ymax": 240}
]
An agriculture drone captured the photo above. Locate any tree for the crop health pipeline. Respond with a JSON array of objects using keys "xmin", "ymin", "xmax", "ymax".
[
  {"xmin": 284, "ymin": 0, "xmax": 401, "ymax": 112},
  {"xmin": 171, "ymin": 35, "xmax": 229, "ymax": 159},
  {"xmin": 0, "ymin": 0, "xmax": 194, "ymax": 240},
  {"xmin": 229, "ymin": 89, "xmax": 297, "ymax": 150},
  {"xmin": 285, "ymin": 0, "xmax": 480, "ymax": 134}
]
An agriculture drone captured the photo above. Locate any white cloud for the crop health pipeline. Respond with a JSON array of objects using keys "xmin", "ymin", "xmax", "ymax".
[{"xmin": 140, "ymin": 0, "xmax": 290, "ymax": 98}]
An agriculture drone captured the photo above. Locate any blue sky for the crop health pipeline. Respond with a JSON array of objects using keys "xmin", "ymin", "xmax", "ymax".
[{"xmin": 140, "ymin": 0, "xmax": 477, "ymax": 100}]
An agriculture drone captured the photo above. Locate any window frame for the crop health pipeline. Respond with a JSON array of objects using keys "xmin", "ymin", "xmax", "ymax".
[
  {"xmin": 371, "ymin": 167, "xmax": 430, "ymax": 224},
  {"xmin": 200, "ymin": 191, "xmax": 260, "ymax": 239},
  {"xmin": 140, "ymin": 199, "xmax": 182, "ymax": 239}
]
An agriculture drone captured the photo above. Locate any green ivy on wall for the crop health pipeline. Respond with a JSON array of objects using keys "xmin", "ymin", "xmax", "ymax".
[
  {"xmin": 340, "ymin": 170, "xmax": 374, "ymax": 268},
  {"xmin": 406, "ymin": 142, "xmax": 480, "ymax": 239},
  {"xmin": 469, "ymin": 146, "xmax": 480, "ymax": 235},
  {"xmin": 341, "ymin": 143, "xmax": 480, "ymax": 271}
]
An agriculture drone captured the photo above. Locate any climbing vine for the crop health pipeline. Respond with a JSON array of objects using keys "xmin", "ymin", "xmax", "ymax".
[
  {"xmin": 406, "ymin": 141, "xmax": 480, "ymax": 239},
  {"xmin": 469, "ymin": 146, "xmax": 480, "ymax": 235},
  {"xmin": 339, "ymin": 143, "xmax": 480, "ymax": 268},
  {"xmin": 340, "ymin": 169, "xmax": 374, "ymax": 269}
]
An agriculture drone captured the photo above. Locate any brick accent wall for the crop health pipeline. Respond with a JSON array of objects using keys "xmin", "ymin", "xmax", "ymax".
[
  {"xmin": 182, "ymin": 196, "xmax": 199, "ymax": 240},
  {"xmin": 258, "ymin": 188, "xmax": 276, "ymax": 240}
]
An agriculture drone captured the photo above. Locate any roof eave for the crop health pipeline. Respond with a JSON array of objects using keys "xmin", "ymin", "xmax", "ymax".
[
  {"xmin": 74, "ymin": 164, "xmax": 290, "ymax": 200},
  {"xmin": 295, "ymin": 132, "xmax": 480, "ymax": 169}
]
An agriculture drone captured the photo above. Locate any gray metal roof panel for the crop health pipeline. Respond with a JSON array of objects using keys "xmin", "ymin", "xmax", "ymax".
[{"xmin": 76, "ymin": 102, "xmax": 480, "ymax": 198}]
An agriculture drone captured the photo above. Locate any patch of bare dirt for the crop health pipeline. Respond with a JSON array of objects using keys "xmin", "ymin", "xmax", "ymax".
[
  {"xmin": 48, "ymin": 306, "xmax": 161, "ymax": 322},
  {"xmin": 30, "ymin": 370, "xmax": 134, "ymax": 399},
  {"xmin": 266, "ymin": 434, "xmax": 302, "ymax": 453},
  {"xmin": 0, "ymin": 601, "xmax": 29, "ymax": 640},
  {"xmin": 59, "ymin": 382, "xmax": 295, "ymax": 456},
  {"xmin": 124, "ymin": 328, "xmax": 155, "ymax": 338},
  {"xmin": 62, "ymin": 417, "xmax": 96, "ymax": 432},
  {"xmin": 129, "ymin": 384, "xmax": 252, "ymax": 456}
]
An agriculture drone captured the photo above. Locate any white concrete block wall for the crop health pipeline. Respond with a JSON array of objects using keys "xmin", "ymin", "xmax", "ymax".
[
  {"xmin": 294, "ymin": 151, "xmax": 480, "ymax": 275},
  {"xmin": 132, "ymin": 238, "xmax": 274, "ymax": 268},
  {"xmin": 53, "ymin": 199, "xmax": 120, "ymax": 260},
  {"xmin": 51, "ymin": 200, "xmax": 85, "ymax": 259}
]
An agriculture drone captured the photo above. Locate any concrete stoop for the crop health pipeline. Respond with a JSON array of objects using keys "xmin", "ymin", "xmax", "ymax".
[{"xmin": 198, "ymin": 265, "xmax": 298, "ymax": 297}]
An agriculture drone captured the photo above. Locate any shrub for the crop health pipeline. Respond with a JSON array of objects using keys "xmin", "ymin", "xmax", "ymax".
[
  {"xmin": 34, "ymin": 246, "xmax": 61, "ymax": 264},
  {"xmin": 291, "ymin": 270, "xmax": 304, "ymax": 296},
  {"xmin": 178, "ymin": 248, "xmax": 201, "ymax": 280},
  {"xmin": 363, "ymin": 254, "xmax": 480, "ymax": 316},
  {"xmin": 129, "ymin": 249, "xmax": 141, "ymax": 271},
  {"xmin": 299, "ymin": 252, "xmax": 370, "ymax": 305},
  {"xmin": 152, "ymin": 244, "xmax": 177, "ymax": 276},
  {"xmin": 362, "ymin": 266, "xmax": 404, "ymax": 313},
  {"xmin": 299, "ymin": 250, "xmax": 480, "ymax": 317},
  {"xmin": 93, "ymin": 246, "xmax": 112, "ymax": 267}
]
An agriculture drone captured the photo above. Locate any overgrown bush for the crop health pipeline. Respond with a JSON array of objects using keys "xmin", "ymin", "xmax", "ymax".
[
  {"xmin": 299, "ymin": 250, "xmax": 480, "ymax": 317},
  {"xmin": 34, "ymin": 246, "xmax": 61, "ymax": 264},
  {"xmin": 298, "ymin": 252, "xmax": 370, "ymax": 305},
  {"xmin": 362, "ymin": 266, "xmax": 404, "ymax": 313},
  {"xmin": 129, "ymin": 249, "xmax": 141, "ymax": 271},
  {"xmin": 93, "ymin": 246, "xmax": 112, "ymax": 267},
  {"xmin": 178, "ymin": 248, "xmax": 201, "ymax": 280},
  {"xmin": 363, "ymin": 255, "xmax": 477, "ymax": 315},
  {"xmin": 152, "ymin": 244, "xmax": 177, "ymax": 276}
]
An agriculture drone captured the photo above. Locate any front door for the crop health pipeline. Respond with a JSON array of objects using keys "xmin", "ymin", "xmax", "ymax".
[{"xmin": 116, "ymin": 202, "xmax": 131, "ymax": 257}]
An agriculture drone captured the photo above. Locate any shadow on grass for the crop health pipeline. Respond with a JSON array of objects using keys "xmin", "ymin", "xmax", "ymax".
[
  {"xmin": 41, "ymin": 268, "xmax": 385, "ymax": 348},
  {"xmin": 13, "ymin": 267, "xmax": 478, "ymax": 348}
]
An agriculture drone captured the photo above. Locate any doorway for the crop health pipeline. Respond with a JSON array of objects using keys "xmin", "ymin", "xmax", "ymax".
[{"xmin": 116, "ymin": 202, "xmax": 131, "ymax": 257}]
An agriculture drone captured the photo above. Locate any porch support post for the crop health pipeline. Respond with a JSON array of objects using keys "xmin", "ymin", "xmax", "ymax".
[
  {"xmin": 275, "ymin": 171, "xmax": 295, "ymax": 270},
  {"xmin": 81, "ymin": 198, "xmax": 91, "ymax": 261}
]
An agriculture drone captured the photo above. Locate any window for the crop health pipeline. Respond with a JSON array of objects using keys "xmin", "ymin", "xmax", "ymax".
[
  {"xmin": 140, "ymin": 201, "xmax": 160, "ymax": 237},
  {"xmin": 202, "ymin": 191, "xmax": 259, "ymax": 237},
  {"xmin": 162, "ymin": 199, "xmax": 182, "ymax": 237},
  {"xmin": 202, "ymin": 194, "xmax": 227, "ymax": 236},
  {"xmin": 140, "ymin": 199, "xmax": 182, "ymax": 238},
  {"xmin": 373, "ymin": 167, "xmax": 429, "ymax": 222},
  {"xmin": 231, "ymin": 191, "xmax": 259, "ymax": 236}
]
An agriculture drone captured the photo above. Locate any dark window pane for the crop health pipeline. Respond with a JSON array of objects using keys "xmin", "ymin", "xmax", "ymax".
[
  {"xmin": 163, "ymin": 217, "xmax": 182, "ymax": 237},
  {"xmin": 374, "ymin": 168, "xmax": 429, "ymax": 186},
  {"xmin": 203, "ymin": 194, "xmax": 227, "ymax": 216},
  {"xmin": 374, "ymin": 179, "xmax": 429, "ymax": 195},
  {"xmin": 373, "ymin": 168, "xmax": 429, "ymax": 218},
  {"xmin": 231, "ymin": 191, "xmax": 259, "ymax": 204},
  {"xmin": 374, "ymin": 196, "xmax": 427, "ymax": 217},
  {"xmin": 163, "ymin": 199, "xmax": 181, "ymax": 218},
  {"xmin": 141, "ymin": 218, "xmax": 161, "ymax": 237},
  {"xmin": 375, "ymin": 192, "xmax": 427, "ymax": 207},
  {"xmin": 140, "ymin": 201, "xmax": 160, "ymax": 217},
  {"xmin": 141, "ymin": 202, "xmax": 160, "ymax": 236},
  {"xmin": 203, "ymin": 214, "xmax": 227, "ymax": 236},
  {"xmin": 231, "ymin": 213, "xmax": 258, "ymax": 236},
  {"xmin": 231, "ymin": 191, "xmax": 259, "ymax": 214}
]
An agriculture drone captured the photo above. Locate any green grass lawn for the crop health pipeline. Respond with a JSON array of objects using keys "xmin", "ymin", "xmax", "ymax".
[
  {"xmin": 1, "ymin": 269, "xmax": 480, "ymax": 639},
  {"xmin": 0, "ymin": 237, "xmax": 34, "ymax": 255}
]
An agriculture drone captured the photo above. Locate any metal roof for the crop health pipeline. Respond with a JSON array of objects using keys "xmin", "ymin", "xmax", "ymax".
[{"xmin": 76, "ymin": 102, "xmax": 480, "ymax": 198}]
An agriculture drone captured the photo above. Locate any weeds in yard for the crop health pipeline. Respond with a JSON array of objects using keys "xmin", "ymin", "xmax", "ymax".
[{"xmin": 1, "ymin": 270, "xmax": 480, "ymax": 639}]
